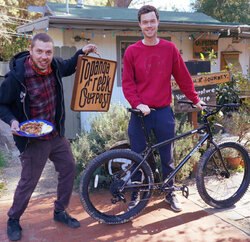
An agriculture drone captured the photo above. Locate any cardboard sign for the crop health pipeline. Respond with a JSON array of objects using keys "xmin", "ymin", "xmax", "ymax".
[
  {"xmin": 171, "ymin": 71, "xmax": 231, "ymax": 90},
  {"xmin": 71, "ymin": 56, "xmax": 117, "ymax": 111},
  {"xmin": 173, "ymin": 85, "xmax": 217, "ymax": 113}
]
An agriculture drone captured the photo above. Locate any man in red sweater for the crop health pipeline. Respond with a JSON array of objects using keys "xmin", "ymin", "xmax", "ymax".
[{"xmin": 122, "ymin": 5, "xmax": 203, "ymax": 212}]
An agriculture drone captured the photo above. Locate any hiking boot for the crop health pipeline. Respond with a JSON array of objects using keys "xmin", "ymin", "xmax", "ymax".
[
  {"xmin": 128, "ymin": 191, "xmax": 140, "ymax": 210},
  {"xmin": 54, "ymin": 210, "xmax": 80, "ymax": 228},
  {"xmin": 7, "ymin": 218, "xmax": 22, "ymax": 241},
  {"xmin": 165, "ymin": 193, "xmax": 182, "ymax": 212}
]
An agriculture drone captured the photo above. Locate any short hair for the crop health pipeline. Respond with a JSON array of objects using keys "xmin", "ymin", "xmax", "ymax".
[
  {"xmin": 31, "ymin": 33, "xmax": 54, "ymax": 49},
  {"xmin": 138, "ymin": 5, "xmax": 159, "ymax": 22}
]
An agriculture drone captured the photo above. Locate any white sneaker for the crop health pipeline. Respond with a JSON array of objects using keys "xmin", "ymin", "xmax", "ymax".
[{"xmin": 165, "ymin": 193, "xmax": 182, "ymax": 212}]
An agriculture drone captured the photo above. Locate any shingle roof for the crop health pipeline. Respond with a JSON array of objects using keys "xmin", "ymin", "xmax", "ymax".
[
  {"xmin": 46, "ymin": 2, "xmax": 220, "ymax": 25},
  {"xmin": 17, "ymin": 1, "xmax": 249, "ymax": 35}
]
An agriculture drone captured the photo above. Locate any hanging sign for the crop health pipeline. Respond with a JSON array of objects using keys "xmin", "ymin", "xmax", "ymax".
[
  {"xmin": 71, "ymin": 55, "xmax": 117, "ymax": 112},
  {"xmin": 171, "ymin": 71, "xmax": 231, "ymax": 90},
  {"xmin": 193, "ymin": 39, "xmax": 218, "ymax": 58}
]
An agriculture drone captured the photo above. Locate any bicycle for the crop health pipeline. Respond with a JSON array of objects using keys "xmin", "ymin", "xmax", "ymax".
[{"xmin": 79, "ymin": 101, "xmax": 250, "ymax": 224}]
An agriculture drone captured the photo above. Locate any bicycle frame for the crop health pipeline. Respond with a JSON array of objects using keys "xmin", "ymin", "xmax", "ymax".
[
  {"xmin": 120, "ymin": 126, "xmax": 210, "ymax": 190},
  {"xmin": 120, "ymin": 109, "xmax": 227, "ymax": 192}
]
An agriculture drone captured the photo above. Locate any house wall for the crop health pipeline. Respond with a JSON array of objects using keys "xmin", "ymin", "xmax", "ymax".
[{"xmin": 45, "ymin": 28, "xmax": 249, "ymax": 131}]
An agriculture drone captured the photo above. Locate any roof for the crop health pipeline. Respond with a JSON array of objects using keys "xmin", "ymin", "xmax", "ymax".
[
  {"xmin": 17, "ymin": 2, "xmax": 250, "ymax": 35},
  {"xmin": 46, "ymin": 2, "xmax": 219, "ymax": 24}
]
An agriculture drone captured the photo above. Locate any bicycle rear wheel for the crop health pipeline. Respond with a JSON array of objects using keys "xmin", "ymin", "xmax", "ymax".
[
  {"xmin": 79, "ymin": 149, "xmax": 153, "ymax": 224},
  {"xmin": 196, "ymin": 142, "xmax": 250, "ymax": 208}
]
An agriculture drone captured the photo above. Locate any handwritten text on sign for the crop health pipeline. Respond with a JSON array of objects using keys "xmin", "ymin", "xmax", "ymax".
[
  {"xmin": 193, "ymin": 39, "xmax": 218, "ymax": 59},
  {"xmin": 71, "ymin": 56, "xmax": 117, "ymax": 111},
  {"xmin": 174, "ymin": 85, "xmax": 217, "ymax": 113},
  {"xmin": 171, "ymin": 71, "xmax": 231, "ymax": 90}
]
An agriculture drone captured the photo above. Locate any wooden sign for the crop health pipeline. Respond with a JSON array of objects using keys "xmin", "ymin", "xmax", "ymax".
[
  {"xmin": 193, "ymin": 39, "xmax": 218, "ymax": 59},
  {"xmin": 174, "ymin": 84, "xmax": 217, "ymax": 113},
  {"xmin": 71, "ymin": 55, "xmax": 117, "ymax": 111},
  {"xmin": 171, "ymin": 71, "xmax": 231, "ymax": 90},
  {"xmin": 172, "ymin": 71, "xmax": 231, "ymax": 113}
]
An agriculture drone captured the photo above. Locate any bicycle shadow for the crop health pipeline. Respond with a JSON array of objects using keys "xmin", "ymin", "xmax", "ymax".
[{"xmin": 76, "ymin": 197, "xmax": 212, "ymax": 241}]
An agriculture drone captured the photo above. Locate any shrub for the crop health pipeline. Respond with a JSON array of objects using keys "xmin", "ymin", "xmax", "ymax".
[
  {"xmin": 215, "ymin": 110, "xmax": 250, "ymax": 149},
  {"xmin": 0, "ymin": 151, "xmax": 6, "ymax": 170},
  {"xmin": 174, "ymin": 120, "xmax": 201, "ymax": 181},
  {"xmin": 71, "ymin": 102, "xmax": 130, "ymax": 188}
]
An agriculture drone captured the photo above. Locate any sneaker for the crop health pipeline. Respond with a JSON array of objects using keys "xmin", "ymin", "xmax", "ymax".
[
  {"xmin": 7, "ymin": 218, "xmax": 22, "ymax": 241},
  {"xmin": 128, "ymin": 191, "xmax": 140, "ymax": 210},
  {"xmin": 54, "ymin": 210, "xmax": 80, "ymax": 228},
  {"xmin": 165, "ymin": 193, "xmax": 182, "ymax": 212}
]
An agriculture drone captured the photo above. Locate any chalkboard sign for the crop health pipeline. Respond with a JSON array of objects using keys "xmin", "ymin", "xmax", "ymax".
[
  {"xmin": 174, "ymin": 84, "xmax": 217, "ymax": 113},
  {"xmin": 71, "ymin": 56, "xmax": 117, "ymax": 111}
]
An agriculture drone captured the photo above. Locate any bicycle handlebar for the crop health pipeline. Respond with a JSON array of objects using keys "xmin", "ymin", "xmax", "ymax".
[
  {"xmin": 177, "ymin": 100, "xmax": 241, "ymax": 109},
  {"xmin": 177, "ymin": 100, "xmax": 241, "ymax": 119},
  {"xmin": 127, "ymin": 107, "xmax": 156, "ymax": 115},
  {"xmin": 128, "ymin": 102, "xmax": 240, "ymax": 119}
]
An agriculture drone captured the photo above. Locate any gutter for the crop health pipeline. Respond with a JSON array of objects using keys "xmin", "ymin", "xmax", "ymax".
[{"xmin": 17, "ymin": 16, "xmax": 250, "ymax": 36}]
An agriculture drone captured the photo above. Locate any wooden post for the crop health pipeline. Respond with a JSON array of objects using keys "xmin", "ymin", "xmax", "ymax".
[{"xmin": 188, "ymin": 112, "xmax": 198, "ymax": 129}]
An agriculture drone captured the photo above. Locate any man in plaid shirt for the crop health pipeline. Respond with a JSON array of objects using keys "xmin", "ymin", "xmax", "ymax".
[{"xmin": 0, "ymin": 33, "xmax": 100, "ymax": 241}]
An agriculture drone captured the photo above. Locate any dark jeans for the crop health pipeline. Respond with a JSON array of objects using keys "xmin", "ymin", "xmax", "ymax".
[
  {"xmin": 8, "ymin": 136, "xmax": 75, "ymax": 219},
  {"xmin": 128, "ymin": 106, "xmax": 175, "ymax": 186}
]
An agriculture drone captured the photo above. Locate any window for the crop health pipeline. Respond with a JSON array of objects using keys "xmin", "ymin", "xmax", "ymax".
[
  {"xmin": 116, "ymin": 36, "xmax": 142, "ymax": 87},
  {"xmin": 220, "ymin": 52, "xmax": 242, "ymax": 72}
]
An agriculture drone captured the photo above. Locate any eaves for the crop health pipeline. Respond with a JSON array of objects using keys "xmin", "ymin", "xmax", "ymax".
[{"xmin": 17, "ymin": 16, "xmax": 250, "ymax": 35}]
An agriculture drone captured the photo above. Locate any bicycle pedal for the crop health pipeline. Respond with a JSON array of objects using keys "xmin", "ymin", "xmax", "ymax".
[{"xmin": 181, "ymin": 185, "xmax": 189, "ymax": 198}]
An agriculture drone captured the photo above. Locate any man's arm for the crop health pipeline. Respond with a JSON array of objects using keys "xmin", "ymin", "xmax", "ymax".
[
  {"xmin": 0, "ymin": 74, "xmax": 18, "ymax": 125},
  {"xmin": 122, "ymin": 48, "xmax": 143, "ymax": 109},
  {"xmin": 56, "ymin": 44, "xmax": 99, "ymax": 77}
]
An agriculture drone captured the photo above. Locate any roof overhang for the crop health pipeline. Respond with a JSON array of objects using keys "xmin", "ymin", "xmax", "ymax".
[{"xmin": 17, "ymin": 16, "xmax": 250, "ymax": 37}]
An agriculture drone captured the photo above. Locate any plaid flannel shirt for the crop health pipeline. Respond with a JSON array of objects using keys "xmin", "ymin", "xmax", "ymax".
[{"xmin": 24, "ymin": 57, "xmax": 58, "ymax": 140}]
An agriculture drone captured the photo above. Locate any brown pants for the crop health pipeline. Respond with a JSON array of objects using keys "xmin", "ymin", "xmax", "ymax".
[{"xmin": 8, "ymin": 136, "xmax": 75, "ymax": 219}]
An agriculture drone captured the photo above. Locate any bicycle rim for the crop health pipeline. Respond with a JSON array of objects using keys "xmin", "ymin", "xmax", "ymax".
[
  {"xmin": 197, "ymin": 142, "xmax": 250, "ymax": 208},
  {"xmin": 79, "ymin": 149, "xmax": 153, "ymax": 224}
]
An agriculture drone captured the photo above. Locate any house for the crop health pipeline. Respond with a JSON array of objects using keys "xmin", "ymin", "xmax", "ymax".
[{"xmin": 15, "ymin": 2, "xmax": 250, "ymax": 138}]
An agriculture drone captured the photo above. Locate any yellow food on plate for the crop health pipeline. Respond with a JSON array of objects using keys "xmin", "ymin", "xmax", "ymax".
[{"xmin": 20, "ymin": 121, "xmax": 52, "ymax": 135}]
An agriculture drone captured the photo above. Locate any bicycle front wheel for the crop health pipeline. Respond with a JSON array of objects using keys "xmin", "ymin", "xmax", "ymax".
[
  {"xmin": 196, "ymin": 142, "xmax": 250, "ymax": 208},
  {"xmin": 79, "ymin": 149, "xmax": 153, "ymax": 224}
]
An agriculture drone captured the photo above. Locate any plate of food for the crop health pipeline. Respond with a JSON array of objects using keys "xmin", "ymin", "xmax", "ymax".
[{"xmin": 18, "ymin": 120, "xmax": 54, "ymax": 137}]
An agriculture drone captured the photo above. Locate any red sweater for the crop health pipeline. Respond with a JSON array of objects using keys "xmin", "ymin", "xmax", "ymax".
[{"xmin": 122, "ymin": 39, "xmax": 200, "ymax": 108}]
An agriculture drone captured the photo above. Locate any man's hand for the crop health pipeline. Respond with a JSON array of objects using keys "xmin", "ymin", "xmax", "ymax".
[
  {"xmin": 136, "ymin": 104, "xmax": 151, "ymax": 116},
  {"xmin": 10, "ymin": 120, "xmax": 21, "ymax": 136},
  {"xmin": 82, "ymin": 44, "xmax": 101, "ymax": 58},
  {"xmin": 195, "ymin": 100, "xmax": 206, "ymax": 110}
]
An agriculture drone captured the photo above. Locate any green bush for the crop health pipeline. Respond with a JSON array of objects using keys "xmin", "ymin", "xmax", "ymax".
[
  {"xmin": 215, "ymin": 109, "xmax": 250, "ymax": 149},
  {"xmin": 0, "ymin": 151, "xmax": 6, "ymax": 170},
  {"xmin": 71, "ymin": 103, "xmax": 130, "ymax": 188},
  {"xmin": 174, "ymin": 120, "xmax": 201, "ymax": 181}
]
